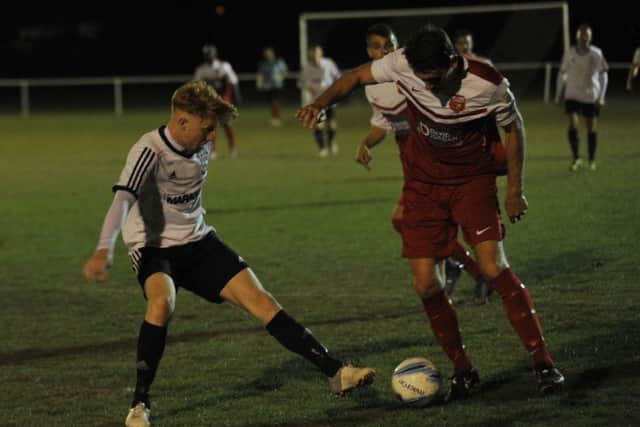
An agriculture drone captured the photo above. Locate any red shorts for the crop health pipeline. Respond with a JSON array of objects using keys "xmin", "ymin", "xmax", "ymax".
[{"xmin": 401, "ymin": 175, "xmax": 504, "ymax": 259}]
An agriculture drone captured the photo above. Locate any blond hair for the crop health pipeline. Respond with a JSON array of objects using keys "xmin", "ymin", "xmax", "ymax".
[{"xmin": 171, "ymin": 80, "xmax": 238, "ymax": 124}]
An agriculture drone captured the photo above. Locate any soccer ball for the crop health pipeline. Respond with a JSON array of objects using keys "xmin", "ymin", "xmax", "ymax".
[{"xmin": 391, "ymin": 357, "xmax": 443, "ymax": 407}]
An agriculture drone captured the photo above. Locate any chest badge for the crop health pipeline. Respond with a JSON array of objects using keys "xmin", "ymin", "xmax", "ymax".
[{"xmin": 449, "ymin": 95, "xmax": 466, "ymax": 113}]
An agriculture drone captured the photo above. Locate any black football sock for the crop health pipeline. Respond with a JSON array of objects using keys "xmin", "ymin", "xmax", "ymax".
[
  {"xmin": 327, "ymin": 128, "xmax": 336, "ymax": 146},
  {"xmin": 313, "ymin": 129, "xmax": 325, "ymax": 150},
  {"xmin": 588, "ymin": 131, "xmax": 597, "ymax": 162},
  {"xmin": 568, "ymin": 127, "xmax": 579, "ymax": 160},
  {"xmin": 266, "ymin": 310, "xmax": 343, "ymax": 377},
  {"xmin": 132, "ymin": 321, "xmax": 167, "ymax": 408}
]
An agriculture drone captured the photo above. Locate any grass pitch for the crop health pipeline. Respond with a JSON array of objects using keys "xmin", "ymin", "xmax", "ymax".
[{"xmin": 1, "ymin": 98, "xmax": 639, "ymax": 426}]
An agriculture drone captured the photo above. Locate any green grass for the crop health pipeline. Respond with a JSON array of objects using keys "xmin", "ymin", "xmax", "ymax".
[{"xmin": 1, "ymin": 98, "xmax": 639, "ymax": 426}]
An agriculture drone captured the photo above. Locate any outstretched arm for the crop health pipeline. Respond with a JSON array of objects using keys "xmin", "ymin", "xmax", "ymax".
[
  {"xmin": 296, "ymin": 62, "xmax": 376, "ymax": 128},
  {"xmin": 83, "ymin": 190, "xmax": 135, "ymax": 282},
  {"xmin": 502, "ymin": 109, "xmax": 528, "ymax": 224}
]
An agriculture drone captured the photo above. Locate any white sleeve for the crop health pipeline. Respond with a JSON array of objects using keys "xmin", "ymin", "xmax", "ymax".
[
  {"xmin": 597, "ymin": 49, "xmax": 609, "ymax": 102},
  {"xmin": 598, "ymin": 70, "xmax": 609, "ymax": 102},
  {"xmin": 96, "ymin": 190, "xmax": 136, "ymax": 252},
  {"xmin": 365, "ymin": 88, "xmax": 392, "ymax": 130},
  {"xmin": 193, "ymin": 64, "xmax": 204, "ymax": 80},
  {"xmin": 491, "ymin": 78, "xmax": 518, "ymax": 127},
  {"xmin": 113, "ymin": 139, "xmax": 159, "ymax": 198},
  {"xmin": 330, "ymin": 59, "xmax": 341, "ymax": 81},
  {"xmin": 633, "ymin": 48, "xmax": 640, "ymax": 65},
  {"xmin": 371, "ymin": 49, "xmax": 404, "ymax": 83},
  {"xmin": 555, "ymin": 51, "xmax": 569, "ymax": 101},
  {"xmin": 224, "ymin": 62, "xmax": 239, "ymax": 85}
]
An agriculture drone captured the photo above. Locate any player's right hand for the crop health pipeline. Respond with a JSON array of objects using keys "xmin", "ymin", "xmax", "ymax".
[
  {"xmin": 83, "ymin": 248, "xmax": 112, "ymax": 282},
  {"xmin": 355, "ymin": 143, "xmax": 372, "ymax": 170},
  {"xmin": 296, "ymin": 104, "xmax": 321, "ymax": 128}
]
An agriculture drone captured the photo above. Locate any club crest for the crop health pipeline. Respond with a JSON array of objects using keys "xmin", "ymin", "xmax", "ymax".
[{"xmin": 449, "ymin": 95, "xmax": 466, "ymax": 113}]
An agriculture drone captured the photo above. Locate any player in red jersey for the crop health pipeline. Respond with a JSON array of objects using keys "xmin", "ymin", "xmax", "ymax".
[
  {"xmin": 356, "ymin": 23, "xmax": 489, "ymax": 305},
  {"xmin": 299, "ymin": 24, "xmax": 564, "ymax": 400}
]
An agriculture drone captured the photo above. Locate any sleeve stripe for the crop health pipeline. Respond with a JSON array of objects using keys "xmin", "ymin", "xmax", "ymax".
[
  {"xmin": 128, "ymin": 149, "xmax": 156, "ymax": 192},
  {"xmin": 112, "ymin": 185, "xmax": 137, "ymax": 197},
  {"xmin": 126, "ymin": 147, "xmax": 150, "ymax": 189},
  {"xmin": 126, "ymin": 147, "xmax": 153, "ymax": 190}
]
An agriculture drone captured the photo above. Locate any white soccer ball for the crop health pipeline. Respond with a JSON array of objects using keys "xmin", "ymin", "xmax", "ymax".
[{"xmin": 391, "ymin": 357, "xmax": 443, "ymax": 407}]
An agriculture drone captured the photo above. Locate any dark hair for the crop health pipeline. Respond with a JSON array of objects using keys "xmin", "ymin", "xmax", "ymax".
[
  {"xmin": 366, "ymin": 23, "xmax": 398, "ymax": 48},
  {"xmin": 404, "ymin": 24, "xmax": 456, "ymax": 72}
]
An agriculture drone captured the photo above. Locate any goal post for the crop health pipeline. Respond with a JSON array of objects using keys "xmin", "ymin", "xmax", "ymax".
[{"xmin": 299, "ymin": 2, "xmax": 569, "ymax": 101}]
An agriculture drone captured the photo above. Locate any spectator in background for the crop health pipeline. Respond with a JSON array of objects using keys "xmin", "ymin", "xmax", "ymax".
[
  {"xmin": 626, "ymin": 45, "xmax": 640, "ymax": 92},
  {"xmin": 298, "ymin": 45, "xmax": 341, "ymax": 157},
  {"xmin": 194, "ymin": 44, "xmax": 242, "ymax": 158},
  {"xmin": 257, "ymin": 46, "xmax": 288, "ymax": 127},
  {"xmin": 555, "ymin": 24, "xmax": 608, "ymax": 171}
]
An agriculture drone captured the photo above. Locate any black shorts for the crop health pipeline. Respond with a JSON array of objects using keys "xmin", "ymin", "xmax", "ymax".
[
  {"xmin": 130, "ymin": 232, "xmax": 248, "ymax": 303},
  {"xmin": 565, "ymin": 100, "xmax": 600, "ymax": 117}
]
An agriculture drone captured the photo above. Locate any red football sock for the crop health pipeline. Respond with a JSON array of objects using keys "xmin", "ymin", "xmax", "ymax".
[
  {"xmin": 271, "ymin": 102, "xmax": 280, "ymax": 119},
  {"xmin": 488, "ymin": 268, "xmax": 554, "ymax": 368},
  {"xmin": 451, "ymin": 241, "xmax": 482, "ymax": 280},
  {"xmin": 421, "ymin": 291, "xmax": 473, "ymax": 373}
]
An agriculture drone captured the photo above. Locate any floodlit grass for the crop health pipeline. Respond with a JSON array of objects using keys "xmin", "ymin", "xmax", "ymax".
[{"xmin": 1, "ymin": 98, "xmax": 639, "ymax": 426}]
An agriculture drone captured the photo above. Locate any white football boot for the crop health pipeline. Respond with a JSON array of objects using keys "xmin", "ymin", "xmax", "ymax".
[
  {"xmin": 329, "ymin": 364, "xmax": 376, "ymax": 394},
  {"xmin": 125, "ymin": 402, "xmax": 151, "ymax": 427}
]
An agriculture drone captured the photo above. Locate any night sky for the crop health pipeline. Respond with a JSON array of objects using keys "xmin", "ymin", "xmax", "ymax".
[{"xmin": 1, "ymin": 0, "xmax": 636, "ymax": 78}]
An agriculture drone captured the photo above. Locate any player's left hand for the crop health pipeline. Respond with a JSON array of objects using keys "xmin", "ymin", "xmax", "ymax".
[
  {"xmin": 355, "ymin": 143, "xmax": 372, "ymax": 170},
  {"xmin": 506, "ymin": 192, "xmax": 528, "ymax": 223},
  {"xmin": 296, "ymin": 104, "xmax": 321, "ymax": 128}
]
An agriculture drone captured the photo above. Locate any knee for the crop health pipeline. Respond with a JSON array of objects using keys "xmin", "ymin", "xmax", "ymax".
[
  {"xmin": 478, "ymin": 260, "xmax": 508, "ymax": 280},
  {"xmin": 413, "ymin": 274, "xmax": 440, "ymax": 300},
  {"xmin": 147, "ymin": 295, "xmax": 175, "ymax": 324}
]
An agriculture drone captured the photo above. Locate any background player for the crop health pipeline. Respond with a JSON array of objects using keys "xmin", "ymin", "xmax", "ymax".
[
  {"xmin": 83, "ymin": 81, "xmax": 375, "ymax": 427},
  {"xmin": 298, "ymin": 24, "xmax": 564, "ymax": 400},
  {"xmin": 194, "ymin": 44, "xmax": 242, "ymax": 158},
  {"xmin": 555, "ymin": 24, "xmax": 609, "ymax": 171},
  {"xmin": 298, "ymin": 45, "xmax": 341, "ymax": 157},
  {"xmin": 256, "ymin": 46, "xmax": 288, "ymax": 127}
]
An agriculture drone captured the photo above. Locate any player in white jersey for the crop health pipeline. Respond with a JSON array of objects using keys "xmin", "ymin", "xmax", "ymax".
[
  {"xmin": 626, "ymin": 46, "xmax": 640, "ymax": 92},
  {"xmin": 83, "ymin": 81, "xmax": 375, "ymax": 427},
  {"xmin": 298, "ymin": 24, "xmax": 564, "ymax": 401},
  {"xmin": 194, "ymin": 44, "xmax": 241, "ymax": 159},
  {"xmin": 356, "ymin": 23, "xmax": 490, "ymax": 305},
  {"xmin": 555, "ymin": 24, "xmax": 609, "ymax": 171},
  {"xmin": 298, "ymin": 45, "xmax": 341, "ymax": 157}
]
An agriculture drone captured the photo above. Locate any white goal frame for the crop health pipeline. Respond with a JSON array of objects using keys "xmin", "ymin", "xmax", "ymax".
[{"xmin": 298, "ymin": 2, "xmax": 569, "ymax": 102}]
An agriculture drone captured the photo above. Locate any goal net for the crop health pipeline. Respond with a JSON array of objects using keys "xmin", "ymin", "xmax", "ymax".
[{"xmin": 299, "ymin": 2, "xmax": 569, "ymax": 101}]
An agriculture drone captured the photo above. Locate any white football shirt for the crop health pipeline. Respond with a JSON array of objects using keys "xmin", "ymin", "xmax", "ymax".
[
  {"xmin": 298, "ymin": 57, "xmax": 341, "ymax": 99},
  {"xmin": 114, "ymin": 126, "xmax": 214, "ymax": 250},
  {"xmin": 371, "ymin": 48, "xmax": 516, "ymax": 128},
  {"xmin": 556, "ymin": 45, "xmax": 609, "ymax": 103},
  {"xmin": 194, "ymin": 59, "xmax": 239, "ymax": 92},
  {"xmin": 365, "ymin": 82, "xmax": 409, "ymax": 137}
]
